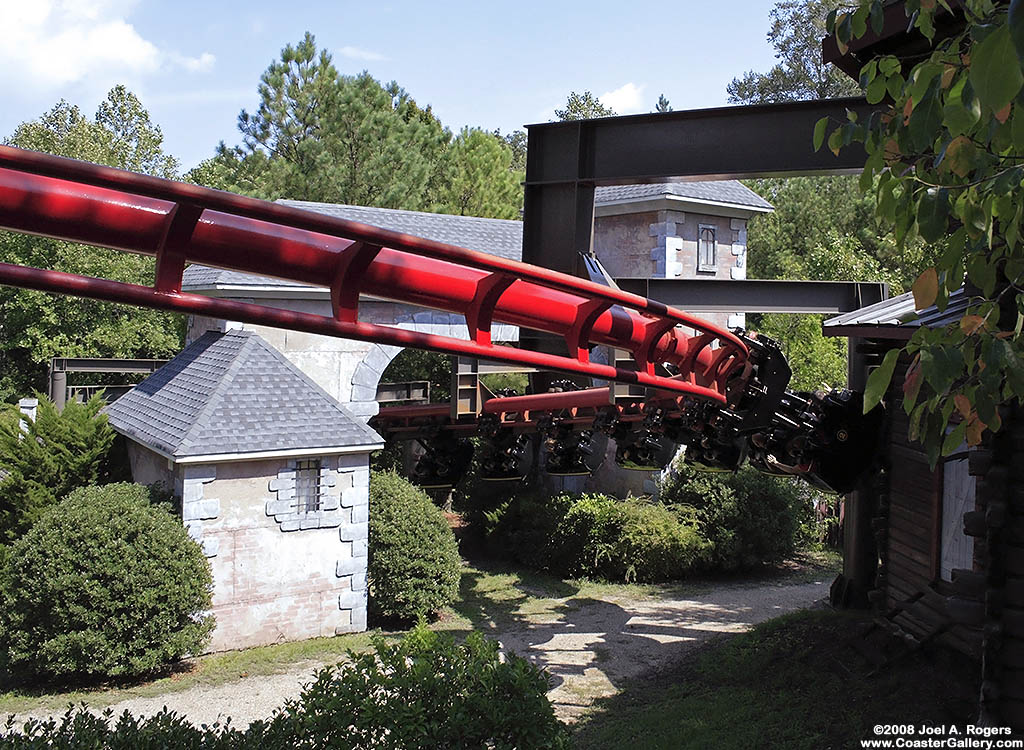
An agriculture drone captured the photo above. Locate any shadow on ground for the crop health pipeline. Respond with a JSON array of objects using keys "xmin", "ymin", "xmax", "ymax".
[{"xmin": 447, "ymin": 565, "xmax": 829, "ymax": 721}]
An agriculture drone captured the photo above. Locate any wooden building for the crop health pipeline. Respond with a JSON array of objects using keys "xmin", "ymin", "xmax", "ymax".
[{"xmin": 825, "ymin": 287, "xmax": 1024, "ymax": 728}]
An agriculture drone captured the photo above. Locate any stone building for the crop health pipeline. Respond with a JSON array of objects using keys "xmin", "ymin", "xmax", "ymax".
[{"xmin": 104, "ymin": 329, "xmax": 382, "ymax": 651}]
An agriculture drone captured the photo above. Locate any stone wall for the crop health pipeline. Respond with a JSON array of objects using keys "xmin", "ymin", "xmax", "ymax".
[
  {"xmin": 130, "ymin": 449, "xmax": 372, "ymax": 652},
  {"xmin": 593, "ymin": 209, "xmax": 750, "ymax": 333}
]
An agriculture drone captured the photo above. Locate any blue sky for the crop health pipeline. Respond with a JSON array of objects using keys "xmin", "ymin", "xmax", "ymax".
[{"xmin": 1, "ymin": 1, "xmax": 784, "ymax": 171}]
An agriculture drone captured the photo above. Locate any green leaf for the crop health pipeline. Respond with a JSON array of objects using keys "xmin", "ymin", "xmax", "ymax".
[
  {"xmin": 944, "ymin": 76, "xmax": 982, "ymax": 136},
  {"xmin": 870, "ymin": 1, "xmax": 886, "ymax": 35},
  {"xmin": 879, "ymin": 56, "xmax": 902, "ymax": 76},
  {"xmin": 1010, "ymin": 0, "xmax": 1024, "ymax": 65},
  {"xmin": 866, "ymin": 75, "xmax": 888, "ymax": 104},
  {"xmin": 813, "ymin": 117, "xmax": 829, "ymax": 152},
  {"xmin": 909, "ymin": 80, "xmax": 943, "ymax": 151},
  {"xmin": 941, "ymin": 420, "xmax": 967, "ymax": 456},
  {"xmin": 917, "ymin": 189, "xmax": 949, "ymax": 242},
  {"xmin": 864, "ymin": 348, "xmax": 900, "ymax": 414},
  {"xmin": 969, "ymin": 24, "xmax": 1024, "ymax": 115}
]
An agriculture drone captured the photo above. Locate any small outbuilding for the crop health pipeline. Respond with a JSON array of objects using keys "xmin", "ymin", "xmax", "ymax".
[
  {"xmin": 104, "ymin": 329, "xmax": 383, "ymax": 651},
  {"xmin": 824, "ymin": 286, "xmax": 1024, "ymax": 729}
]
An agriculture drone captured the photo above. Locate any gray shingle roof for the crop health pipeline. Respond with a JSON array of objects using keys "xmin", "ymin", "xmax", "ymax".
[
  {"xmin": 594, "ymin": 181, "xmax": 773, "ymax": 210},
  {"xmin": 182, "ymin": 184, "xmax": 771, "ymax": 290},
  {"xmin": 104, "ymin": 330, "xmax": 382, "ymax": 458},
  {"xmin": 182, "ymin": 200, "xmax": 525, "ymax": 291},
  {"xmin": 823, "ymin": 285, "xmax": 981, "ymax": 338}
]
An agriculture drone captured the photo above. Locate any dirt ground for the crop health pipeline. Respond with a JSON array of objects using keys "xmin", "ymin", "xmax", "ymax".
[{"xmin": 8, "ymin": 576, "xmax": 829, "ymax": 729}]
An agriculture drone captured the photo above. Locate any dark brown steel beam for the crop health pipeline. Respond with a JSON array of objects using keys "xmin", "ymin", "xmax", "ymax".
[
  {"xmin": 522, "ymin": 97, "xmax": 879, "ymax": 276},
  {"xmin": 51, "ymin": 357, "xmax": 168, "ymax": 374},
  {"xmin": 614, "ymin": 278, "xmax": 889, "ymax": 315}
]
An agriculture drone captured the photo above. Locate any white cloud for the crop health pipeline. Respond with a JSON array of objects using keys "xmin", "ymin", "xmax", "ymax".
[
  {"xmin": 599, "ymin": 82, "xmax": 646, "ymax": 115},
  {"xmin": 0, "ymin": 0, "xmax": 215, "ymax": 93},
  {"xmin": 169, "ymin": 51, "xmax": 216, "ymax": 73},
  {"xmin": 338, "ymin": 45, "xmax": 387, "ymax": 62}
]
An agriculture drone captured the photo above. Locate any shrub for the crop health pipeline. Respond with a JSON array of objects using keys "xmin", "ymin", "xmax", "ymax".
[
  {"xmin": 659, "ymin": 464, "xmax": 805, "ymax": 571},
  {"xmin": 0, "ymin": 394, "xmax": 124, "ymax": 543},
  {"xmin": 367, "ymin": 470, "xmax": 460, "ymax": 623},
  {"xmin": 0, "ymin": 483, "xmax": 213, "ymax": 681},
  {"xmin": 254, "ymin": 625, "xmax": 569, "ymax": 749},
  {"xmin": 483, "ymin": 491, "xmax": 705, "ymax": 583},
  {"xmin": 0, "ymin": 628, "xmax": 569, "ymax": 750}
]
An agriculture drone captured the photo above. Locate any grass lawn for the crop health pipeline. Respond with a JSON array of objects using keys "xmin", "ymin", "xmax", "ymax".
[
  {"xmin": 0, "ymin": 551, "xmax": 840, "ymax": 718},
  {"xmin": 571, "ymin": 609, "xmax": 980, "ymax": 750}
]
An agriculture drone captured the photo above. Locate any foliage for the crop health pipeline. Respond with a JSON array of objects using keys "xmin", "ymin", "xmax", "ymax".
[
  {"xmin": 755, "ymin": 313, "xmax": 849, "ymax": 390},
  {"xmin": 727, "ymin": 0, "xmax": 862, "ymax": 104},
  {"xmin": 367, "ymin": 470, "xmax": 460, "ymax": 623},
  {"xmin": 481, "ymin": 491, "xmax": 707, "ymax": 582},
  {"xmin": 252, "ymin": 626, "xmax": 569, "ymax": 749},
  {"xmin": 819, "ymin": 0, "xmax": 1024, "ymax": 463},
  {"xmin": 190, "ymin": 34, "xmax": 523, "ymax": 220},
  {"xmin": 655, "ymin": 94, "xmax": 673, "ymax": 113},
  {"xmin": 0, "ymin": 394, "xmax": 123, "ymax": 543},
  {"xmin": 433, "ymin": 127, "xmax": 523, "ymax": 218},
  {"xmin": 0, "ymin": 88, "xmax": 185, "ymax": 402},
  {"xmin": 0, "ymin": 483, "xmax": 213, "ymax": 681},
  {"xmin": 555, "ymin": 91, "xmax": 616, "ymax": 120},
  {"xmin": 659, "ymin": 464, "xmax": 805, "ymax": 571},
  {"xmin": 379, "ymin": 348, "xmax": 451, "ymax": 402},
  {"xmin": 495, "ymin": 128, "xmax": 528, "ymax": 172},
  {"xmin": 0, "ymin": 627, "xmax": 568, "ymax": 749}
]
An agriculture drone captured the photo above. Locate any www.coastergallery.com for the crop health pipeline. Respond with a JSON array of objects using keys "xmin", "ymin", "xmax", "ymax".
[{"xmin": 860, "ymin": 725, "xmax": 1020, "ymax": 749}]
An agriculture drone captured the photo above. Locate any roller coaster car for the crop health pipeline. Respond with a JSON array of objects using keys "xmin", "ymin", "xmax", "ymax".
[
  {"xmin": 409, "ymin": 434, "xmax": 475, "ymax": 490},
  {"xmin": 614, "ymin": 431, "xmax": 678, "ymax": 472},
  {"xmin": 543, "ymin": 427, "xmax": 607, "ymax": 476},
  {"xmin": 478, "ymin": 431, "xmax": 535, "ymax": 482}
]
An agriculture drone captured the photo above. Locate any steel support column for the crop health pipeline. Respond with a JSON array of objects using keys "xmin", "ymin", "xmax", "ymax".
[{"xmin": 522, "ymin": 97, "xmax": 879, "ymax": 276}]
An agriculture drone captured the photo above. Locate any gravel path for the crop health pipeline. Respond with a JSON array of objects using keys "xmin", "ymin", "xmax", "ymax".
[{"xmin": 8, "ymin": 578, "xmax": 828, "ymax": 729}]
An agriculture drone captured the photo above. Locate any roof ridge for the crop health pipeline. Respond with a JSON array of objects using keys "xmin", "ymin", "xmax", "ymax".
[
  {"xmin": 175, "ymin": 330, "xmax": 255, "ymax": 454},
  {"xmin": 245, "ymin": 334, "xmax": 381, "ymax": 440},
  {"xmin": 278, "ymin": 199, "xmax": 523, "ymax": 226}
]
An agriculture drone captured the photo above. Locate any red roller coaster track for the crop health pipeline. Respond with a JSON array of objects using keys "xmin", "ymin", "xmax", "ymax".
[{"xmin": 0, "ymin": 145, "xmax": 750, "ymax": 405}]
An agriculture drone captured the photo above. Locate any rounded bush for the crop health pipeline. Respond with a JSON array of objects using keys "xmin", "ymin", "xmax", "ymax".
[
  {"xmin": 0, "ymin": 627, "xmax": 569, "ymax": 750},
  {"xmin": 367, "ymin": 470, "xmax": 460, "ymax": 623},
  {"xmin": 0, "ymin": 483, "xmax": 214, "ymax": 681},
  {"xmin": 660, "ymin": 464, "xmax": 804, "ymax": 571},
  {"xmin": 482, "ymin": 491, "xmax": 705, "ymax": 582}
]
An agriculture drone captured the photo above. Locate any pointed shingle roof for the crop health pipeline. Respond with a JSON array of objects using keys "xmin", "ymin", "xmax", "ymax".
[{"xmin": 104, "ymin": 330, "xmax": 382, "ymax": 459}]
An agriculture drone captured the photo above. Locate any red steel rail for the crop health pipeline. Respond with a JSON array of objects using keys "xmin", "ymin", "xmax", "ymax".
[{"xmin": 0, "ymin": 145, "xmax": 749, "ymax": 402}]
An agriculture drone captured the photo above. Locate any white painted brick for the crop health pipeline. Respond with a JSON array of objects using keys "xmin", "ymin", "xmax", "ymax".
[
  {"xmin": 346, "ymin": 401, "xmax": 380, "ymax": 419},
  {"xmin": 351, "ymin": 505, "xmax": 369, "ymax": 525},
  {"xmin": 350, "ymin": 383, "xmax": 377, "ymax": 401},
  {"xmin": 184, "ymin": 465, "xmax": 216, "ymax": 483},
  {"xmin": 300, "ymin": 517, "xmax": 320, "ymax": 530},
  {"xmin": 198, "ymin": 498, "xmax": 220, "ymax": 519},
  {"xmin": 351, "ymin": 573, "xmax": 367, "ymax": 592},
  {"xmin": 277, "ymin": 487, "xmax": 296, "ymax": 501},
  {"xmin": 322, "ymin": 472, "xmax": 338, "ymax": 488},
  {"xmin": 185, "ymin": 521, "xmax": 203, "ymax": 541},
  {"xmin": 338, "ymin": 590, "xmax": 366, "ymax": 609},
  {"xmin": 352, "ymin": 539, "xmax": 368, "ymax": 558},
  {"xmin": 336, "ymin": 557, "xmax": 365, "ymax": 576},
  {"xmin": 182, "ymin": 502, "xmax": 202, "ymax": 522},
  {"xmin": 319, "ymin": 511, "xmax": 343, "ymax": 527},
  {"xmin": 730, "ymin": 266, "xmax": 747, "ymax": 280},
  {"xmin": 182, "ymin": 482, "xmax": 204, "ymax": 504},
  {"xmin": 351, "ymin": 606, "xmax": 367, "ymax": 629},
  {"xmin": 339, "ymin": 523, "xmax": 368, "ymax": 541},
  {"xmin": 730, "ymin": 218, "xmax": 746, "ymax": 231},
  {"xmin": 201, "ymin": 538, "xmax": 219, "ymax": 557},
  {"xmin": 352, "ymin": 468, "xmax": 369, "ymax": 488},
  {"xmin": 337, "ymin": 454, "xmax": 367, "ymax": 471},
  {"xmin": 266, "ymin": 499, "xmax": 293, "ymax": 516},
  {"xmin": 728, "ymin": 313, "xmax": 747, "ymax": 330},
  {"xmin": 321, "ymin": 494, "xmax": 340, "ymax": 511},
  {"xmin": 280, "ymin": 519, "xmax": 301, "ymax": 532}
]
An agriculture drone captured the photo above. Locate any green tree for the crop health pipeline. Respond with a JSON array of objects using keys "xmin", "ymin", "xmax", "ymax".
[
  {"xmin": 655, "ymin": 94, "xmax": 673, "ymax": 112},
  {"xmin": 0, "ymin": 88, "xmax": 185, "ymax": 402},
  {"xmin": 434, "ymin": 127, "xmax": 522, "ymax": 219},
  {"xmin": 819, "ymin": 0, "xmax": 1024, "ymax": 462},
  {"xmin": 0, "ymin": 394, "xmax": 120, "ymax": 543},
  {"xmin": 494, "ymin": 128, "xmax": 527, "ymax": 172},
  {"xmin": 191, "ymin": 33, "xmax": 451, "ymax": 211},
  {"xmin": 727, "ymin": 0, "xmax": 862, "ymax": 104},
  {"xmin": 555, "ymin": 91, "xmax": 616, "ymax": 120}
]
